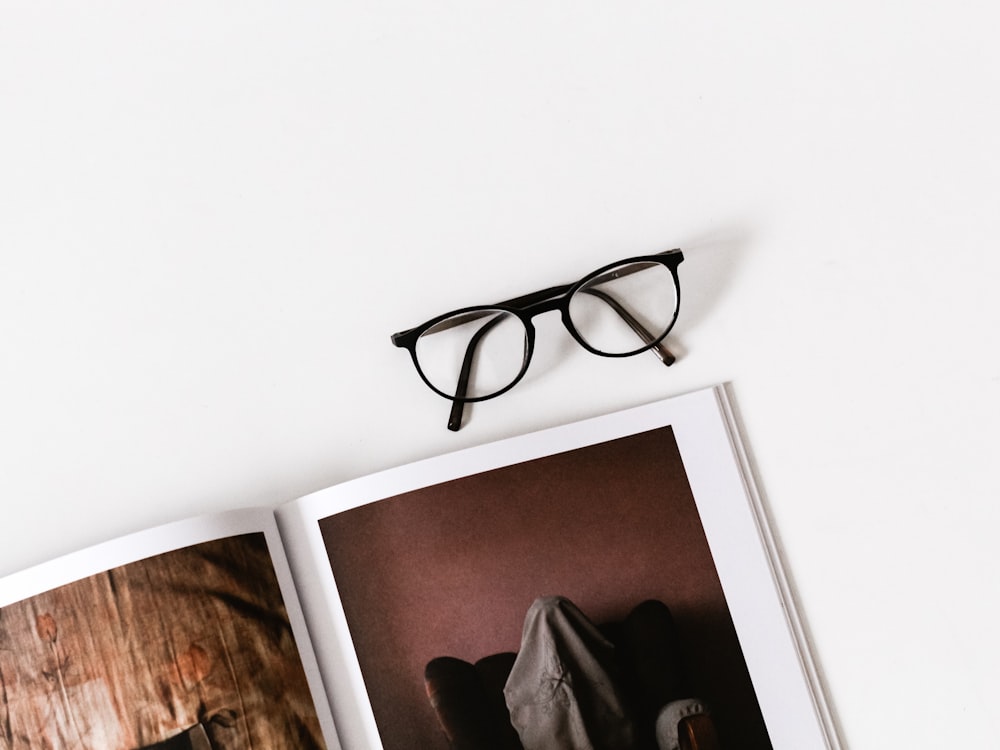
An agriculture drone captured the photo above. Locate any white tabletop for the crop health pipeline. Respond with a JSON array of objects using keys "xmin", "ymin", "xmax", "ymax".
[{"xmin": 2, "ymin": 3, "xmax": 998, "ymax": 748}]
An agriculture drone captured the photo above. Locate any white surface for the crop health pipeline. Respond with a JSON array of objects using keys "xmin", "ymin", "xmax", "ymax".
[{"xmin": 1, "ymin": 2, "xmax": 997, "ymax": 747}]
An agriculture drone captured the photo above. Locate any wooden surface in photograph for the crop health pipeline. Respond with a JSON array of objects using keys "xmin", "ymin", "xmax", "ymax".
[{"xmin": 0, "ymin": 534, "xmax": 324, "ymax": 750}]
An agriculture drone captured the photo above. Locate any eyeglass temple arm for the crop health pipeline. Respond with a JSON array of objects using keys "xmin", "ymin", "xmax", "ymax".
[
  {"xmin": 449, "ymin": 289, "xmax": 673, "ymax": 430},
  {"xmin": 579, "ymin": 288, "xmax": 676, "ymax": 366},
  {"xmin": 448, "ymin": 314, "xmax": 507, "ymax": 432},
  {"xmin": 449, "ymin": 279, "xmax": 677, "ymax": 430},
  {"xmin": 446, "ymin": 285, "xmax": 577, "ymax": 431}
]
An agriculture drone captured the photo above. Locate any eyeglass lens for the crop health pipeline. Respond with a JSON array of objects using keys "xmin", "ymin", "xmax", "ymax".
[
  {"xmin": 569, "ymin": 260, "xmax": 678, "ymax": 355},
  {"xmin": 415, "ymin": 309, "xmax": 529, "ymax": 400}
]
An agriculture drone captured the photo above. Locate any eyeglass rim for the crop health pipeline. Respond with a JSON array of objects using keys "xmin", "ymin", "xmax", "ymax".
[
  {"xmin": 391, "ymin": 249, "xmax": 683, "ymax": 404},
  {"xmin": 404, "ymin": 308, "xmax": 537, "ymax": 403},
  {"xmin": 561, "ymin": 252, "xmax": 683, "ymax": 359}
]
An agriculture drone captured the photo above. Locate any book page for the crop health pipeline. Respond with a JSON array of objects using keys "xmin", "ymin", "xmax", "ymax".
[
  {"xmin": 0, "ymin": 508, "xmax": 341, "ymax": 750},
  {"xmin": 278, "ymin": 385, "xmax": 840, "ymax": 750}
]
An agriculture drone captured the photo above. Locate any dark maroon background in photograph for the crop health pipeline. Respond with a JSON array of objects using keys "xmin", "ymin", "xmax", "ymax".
[{"xmin": 319, "ymin": 426, "xmax": 770, "ymax": 749}]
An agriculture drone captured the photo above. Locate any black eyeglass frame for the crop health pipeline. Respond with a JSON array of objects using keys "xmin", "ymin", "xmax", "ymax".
[{"xmin": 391, "ymin": 249, "xmax": 684, "ymax": 424}]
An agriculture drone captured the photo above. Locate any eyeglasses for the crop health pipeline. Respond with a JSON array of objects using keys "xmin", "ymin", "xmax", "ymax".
[{"xmin": 391, "ymin": 248, "xmax": 684, "ymax": 431}]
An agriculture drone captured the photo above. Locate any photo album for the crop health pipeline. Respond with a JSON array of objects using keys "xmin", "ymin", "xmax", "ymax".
[{"xmin": 0, "ymin": 385, "xmax": 839, "ymax": 750}]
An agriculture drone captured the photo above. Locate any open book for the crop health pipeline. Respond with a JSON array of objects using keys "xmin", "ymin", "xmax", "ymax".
[{"xmin": 0, "ymin": 385, "xmax": 839, "ymax": 750}]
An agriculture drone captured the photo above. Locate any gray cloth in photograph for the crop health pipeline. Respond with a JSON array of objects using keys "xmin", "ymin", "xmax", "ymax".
[{"xmin": 503, "ymin": 596, "xmax": 636, "ymax": 750}]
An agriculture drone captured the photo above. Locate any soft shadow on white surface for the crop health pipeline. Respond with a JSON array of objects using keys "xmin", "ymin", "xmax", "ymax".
[{"xmin": 673, "ymin": 223, "xmax": 756, "ymax": 338}]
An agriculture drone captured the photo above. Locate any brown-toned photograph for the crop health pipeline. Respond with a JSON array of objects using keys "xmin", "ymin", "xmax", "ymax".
[
  {"xmin": 0, "ymin": 533, "xmax": 326, "ymax": 750},
  {"xmin": 319, "ymin": 425, "xmax": 772, "ymax": 750}
]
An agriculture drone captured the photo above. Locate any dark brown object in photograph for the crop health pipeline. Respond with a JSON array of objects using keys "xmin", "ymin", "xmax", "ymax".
[{"xmin": 423, "ymin": 597, "xmax": 722, "ymax": 750}]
